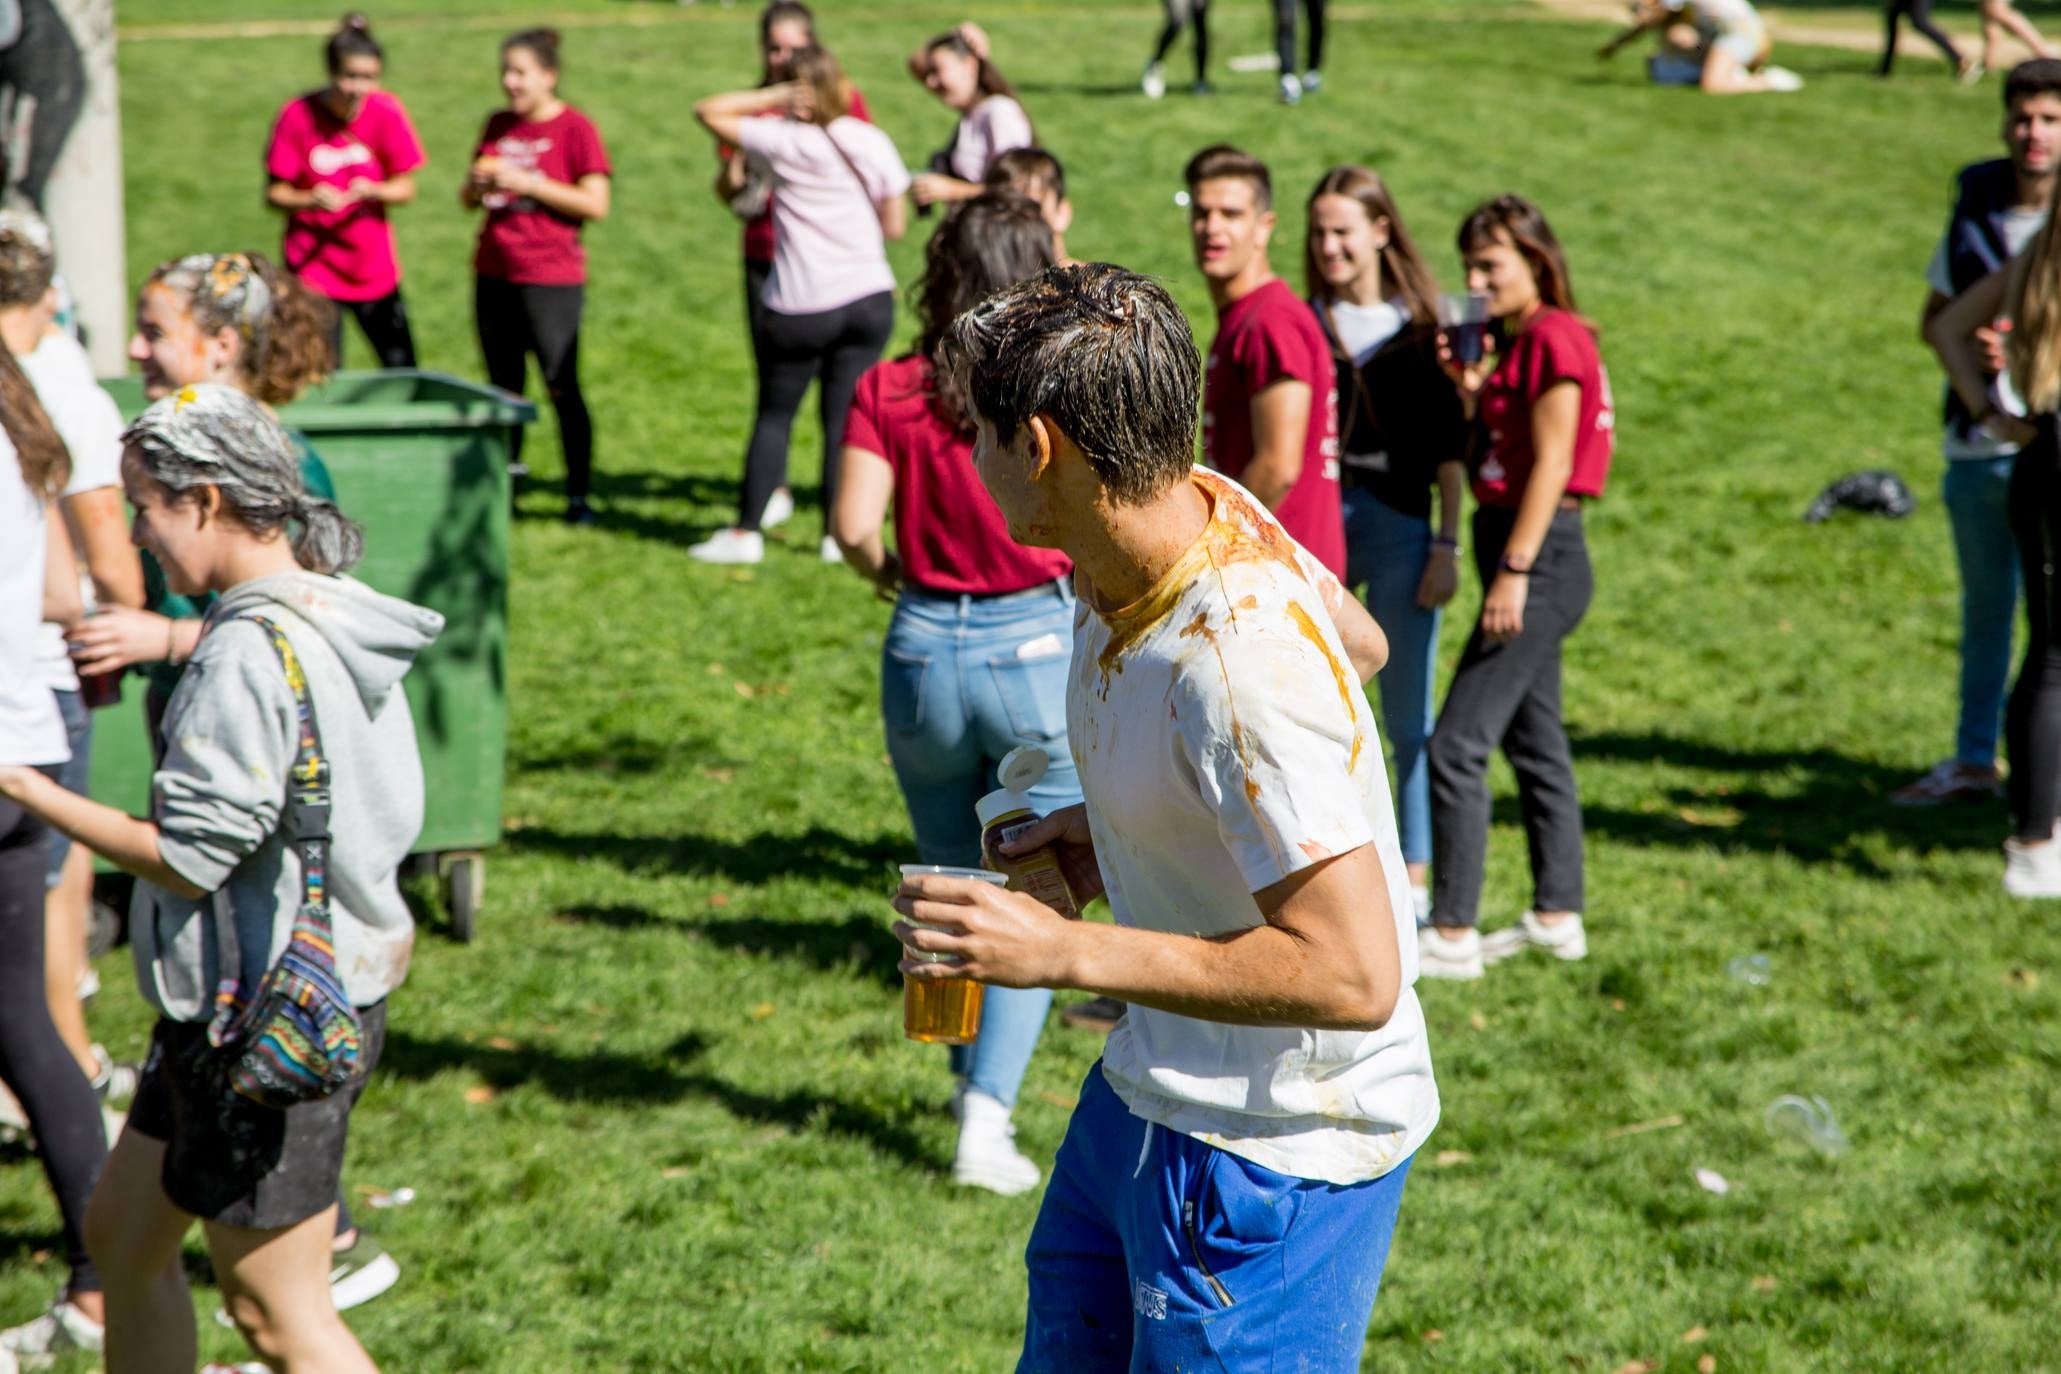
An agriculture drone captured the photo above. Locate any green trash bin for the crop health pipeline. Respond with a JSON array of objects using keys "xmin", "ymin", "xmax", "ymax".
[{"xmin": 91, "ymin": 369, "xmax": 534, "ymax": 941}]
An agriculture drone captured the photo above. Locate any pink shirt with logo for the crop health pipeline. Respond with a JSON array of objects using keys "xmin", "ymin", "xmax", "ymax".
[
  {"xmin": 265, "ymin": 90, "xmax": 426, "ymax": 302},
  {"xmin": 472, "ymin": 106, "xmax": 613, "ymax": 287}
]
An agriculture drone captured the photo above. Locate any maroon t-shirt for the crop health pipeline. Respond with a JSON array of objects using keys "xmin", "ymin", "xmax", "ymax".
[
  {"xmin": 1475, "ymin": 307, "xmax": 1615, "ymax": 508},
  {"xmin": 473, "ymin": 105, "xmax": 612, "ymax": 286},
  {"xmin": 843, "ymin": 355, "xmax": 1073, "ymax": 596},
  {"xmin": 1202, "ymin": 278, "xmax": 1345, "ymax": 579},
  {"xmin": 740, "ymin": 87, "xmax": 872, "ymax": 265}
]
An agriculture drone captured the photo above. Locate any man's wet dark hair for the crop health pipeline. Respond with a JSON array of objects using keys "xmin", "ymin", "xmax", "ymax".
[
  {"xmin": 2006, "ymin": 58, "xmax": 2061, "ymax": 109},
  {"xmin": 941, "ymin": 262, "xmax": 1200, "ymax": 506}
]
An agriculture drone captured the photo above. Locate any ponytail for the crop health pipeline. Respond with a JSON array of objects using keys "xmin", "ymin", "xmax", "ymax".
[
  {"xmin": 291, "ymin": 494, "xmax": 366, "ymax": 575},
  {"xmin": 0, "ymin": 344, "xmax": 68, "ymax": 499},
  {"xmin": 326, "ymin": 11, "xmax": 382, "ymax": 73},
  {"xmin": 503, "ymin": 26, "xmax": 563, "ymax": 72}
]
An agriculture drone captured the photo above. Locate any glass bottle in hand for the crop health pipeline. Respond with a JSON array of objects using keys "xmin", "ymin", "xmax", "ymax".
[{"xmin": 976, "ymin": 746, "xmax": 1082, "ymax": 920}]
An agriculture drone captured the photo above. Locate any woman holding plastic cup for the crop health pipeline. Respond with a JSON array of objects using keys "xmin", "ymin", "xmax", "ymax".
[
  {"xmin": 1304, "ymin": 165, "xmax": 1467, "ymax": 925},
  {"xmin": 830, "ymin": 192, "xmax": 1075, "ymax": 1196},
  {"xmin": 1420, "ymin": 194, "xmax": 1614, "ymax": 982}
]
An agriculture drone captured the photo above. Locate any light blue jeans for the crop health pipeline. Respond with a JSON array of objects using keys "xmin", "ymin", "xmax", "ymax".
[
  {"xmin": 882, "ymin": 579, "xmax": 1081, "ymax": 1108},
  {"xmin": 1342, "ymin": 487, "xmax": 1437, "ymax": 866},
  {"xmin": 1944, "ymin": 456, "xmax": 2022, "ymax": 769}
]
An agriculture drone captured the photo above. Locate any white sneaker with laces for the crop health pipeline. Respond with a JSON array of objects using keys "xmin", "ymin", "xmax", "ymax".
[
  {"xmin": 1141, "ymin": 61, "xmax": 1166, "ymax": 99},
  {"xmin": 0, "ymin": 1298, "xmax": 103, "ymax": 1360},
  {"xmin": 1416, "ymin": 926, "xmax": 1483, "ymax": 980},
  {"xmin": 759, "ymin": 488, "xmax": 794, "ymax": 529},
  {"xmin": 2003, "ymin": 837, "xmax": 2061, "ymax": 897},
  {"xmin": 953, "ymin": 1089, "xmax": 1040, "ymax": 1195},
  {"xmin": 688, "ymin": 528, "xmax": 765, "ymax": 565},
  {"xmin": 1279, "ymin": 72, "xmax": 1303, "ymax": 104},
  {"xmin": 1481, "ymin": 911, "xmax": 1588, "ymax": 964},
  {"xmin": 820, "ymin": 535, "xmax": 843, "ymax": 563}
]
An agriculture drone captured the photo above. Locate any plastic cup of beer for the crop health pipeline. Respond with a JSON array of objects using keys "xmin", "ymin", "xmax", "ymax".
[
  {"xmin": 1438, "ymin": 290, "xmax": 1492, "ymax": 364},
  {"xmin": 897, "ymin": 864, "xmax": 1007, "ymax": 1045}
]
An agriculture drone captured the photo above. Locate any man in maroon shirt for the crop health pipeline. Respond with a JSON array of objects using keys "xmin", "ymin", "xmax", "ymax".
[{"xmin": 1186, "ymin": 144, "xmax": 1345, "ymax": 579}]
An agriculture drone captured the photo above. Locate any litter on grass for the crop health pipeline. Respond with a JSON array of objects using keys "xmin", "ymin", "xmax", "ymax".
[
  {"xmin": 1725, "ymin": 953, "xmax": 1772, "ymax": 986},
  {"xmin": 1764, "ymin": 1095, "xmax": 1849, "ymax": 1157},
  {"xmin": 365, "ymin": 1186, "xmax": 415, "ymax": 1209},
  {"xmin": 1693, "ymin": 1167, "xmax": 1731, "ymax": 1195}
]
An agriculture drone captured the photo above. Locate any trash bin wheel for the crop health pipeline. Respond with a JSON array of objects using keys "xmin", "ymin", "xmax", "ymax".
[{"xmin": 441, "ymin": 851, "xmax": 485, "ymax": 942}]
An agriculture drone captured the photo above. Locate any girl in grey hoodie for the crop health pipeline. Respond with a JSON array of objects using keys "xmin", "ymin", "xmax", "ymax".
[{"xmin": 0, "ymin": 382, "xmax": 441, "ymax": 1374}]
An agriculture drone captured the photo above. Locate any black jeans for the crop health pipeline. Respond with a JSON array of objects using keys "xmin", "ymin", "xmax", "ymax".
[
  {"xmin": 1880, "ymin": 0, "xmax": 1961, "ymax": 73},
  {"xmin": 0, "ymin": 781, "xmax": 104, "ymax": 1294},
  {"xmin": 324, "ymin": 290, "xmax": 418, "ymax": 370},
  {"xmin": 1152, "ymin": 0, "xmax": 1212, "ymax": 83},
  {"xmin": 1273, "ymin": 0, "xmax": 1327, "ymax": 76},
  {"xmin": 476, "ymin": 277, "xmax": 592, "ymax": 503},
  {"xmin": 2007, "ymin": 423, "xmax": 2061, "ymax": 839},
  {"xmin": 738, "ymin": 290, "xmax": 894, "ymax": 531},
  {"xmin": 1428, "ymin": 506, "xmax": 1593, "ymax": 928}
]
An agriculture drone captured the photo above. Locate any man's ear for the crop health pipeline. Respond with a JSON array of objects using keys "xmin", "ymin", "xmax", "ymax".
[{"xmin": 1025, "ymin": 412, "xmax": 1058, "ymax": 479}]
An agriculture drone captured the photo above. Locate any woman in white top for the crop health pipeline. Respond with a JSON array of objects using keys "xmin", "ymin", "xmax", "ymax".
[
  {"xmin": 691, "ymin": 46, "xmax": 909, "ymax": 566},
  {"xmin": 0, "ymin": 345, "xmax": 110, "ymax": 1361},
  {"xmin": 909, "ymin": 24, "xmax": 1035, "ymax": 213}
]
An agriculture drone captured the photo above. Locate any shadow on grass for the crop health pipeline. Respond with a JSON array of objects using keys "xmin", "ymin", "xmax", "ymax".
[
  {"xmin": 556, "ymin": 903, "xmax": 905, "ymax": 986},
  {"xmin": 507, "ymin": 823, "xmax": 908, "ymax": 888},
  {"xmin": 1553, "ymin": 729, "xmax": 2003, "ymax": 876},
  {"xmin": 379, "ymin": 1029, "xmax": 937, "ymax": 1169}
]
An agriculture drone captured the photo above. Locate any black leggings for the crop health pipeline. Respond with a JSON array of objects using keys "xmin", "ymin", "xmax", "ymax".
[
  {"xmin": 1151, "ymin": 0, "xmax": 1212, "ymax": 83},
  {"xmin": 2007, "ymin": 424, "xmax": 2061, "ymax": 840},
  {"xmin": 476, "ymin": 277, "xmax": 592, "ymax": 503},
  {"xmin": 1880, "ymin": 0, "xmax": 1962, "ymax": 73},
  {"xmin": 737, "ymin": 290, "xmax": 895, "ymax": 531},
  {"xmin": 1274, "ymin": 0, "xmax": 1327, "ymax": 77},
  {"xmin": 0, "ymin": 0, "xmax": 85, "ymax": 209},
  {"xmin": 0, "ymin": 784, "xmax": 104, "ymax": 1295},
  {"xmin": 324, "ymin": 290, "xmax": 418, "ymax": 370}
]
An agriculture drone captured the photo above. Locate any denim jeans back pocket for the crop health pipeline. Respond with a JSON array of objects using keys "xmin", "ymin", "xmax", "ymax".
[
  {"xmin": 881, "ymin": 646, "xmax": 930, "ymax": 739},
  {"xmin": 987, "ymin": 636, "xmax": 1070, "ymax": 743}
]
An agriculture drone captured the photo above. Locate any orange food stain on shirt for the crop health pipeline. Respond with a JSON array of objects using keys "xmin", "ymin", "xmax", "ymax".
[{"xmin": 1286, "ymin": 600, "xmax": 1364, "ymax": 773}]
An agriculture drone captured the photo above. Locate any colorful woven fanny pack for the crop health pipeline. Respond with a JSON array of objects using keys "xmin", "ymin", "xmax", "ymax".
[{"xmin": 204, "ymin": 613, "xmax": 364, "ymax": 1110}]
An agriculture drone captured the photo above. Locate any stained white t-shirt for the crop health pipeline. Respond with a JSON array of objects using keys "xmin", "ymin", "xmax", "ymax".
[
  {"xmin": 946, "ymin": 95, "xmax": 1033, "ymax": 183},
  {"xmin": 22, "ymin": 330, "xmax": 126, "ymax": 691},
  {"xmin": 1925, "ymin": 206, "xmax": 2046, "ymax": 460},
  {"xmin": 738, "ymin": 115, "xmax": 911, "ymax": 316},
  {"xmin": 1071, "ymin": 468, "xmax": 1437, "ymax": 1185},
  {"xmin": 0, "ymin": 429, "xmax": 69, "ymax": 766}
]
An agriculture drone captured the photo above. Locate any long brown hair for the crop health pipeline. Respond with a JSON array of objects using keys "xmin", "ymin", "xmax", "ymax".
[
  {"xmin": 146, "ymin": 252, "xmax": 335, "ymax": 406},
  {"xmin": 913, "ymin": 191, "xmax": 1056, "ymax": 428},
  {"xmin": 2009, "ymin": 176, "xmax": 2061, "ymax": 412},
  {"xmin": 1305, "ymin": 165, "xmax": 1440, "ymax": 327},
  {"xmin": 0, "ymin": 344, "xmax": 69, "ymax": 499},
  {"xmin": 1458, "ymin": 194, "xmax": 1580, "ymax": 317},
  {"xmin": 925, "ymin": 31, "xmax": 1030, "ymax": 130},
  {"xmin": 791, "ymin": 45, "xmax": 853, "ymax": 124}
]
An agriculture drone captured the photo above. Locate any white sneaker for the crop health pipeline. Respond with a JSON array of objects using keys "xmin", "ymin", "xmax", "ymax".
[
  {"xmin": 1279, "ymin": 72, "xmax": 1303, "ymax": 105},
  {"xmin": 0, "ymin": 1298, "xmax": 104, "ymax": 1360},
  {"xmin": 820, "ymin": 535, "xmax": 843, "ymax": 563},
  {"xmin": 2003, "ymin": 837, "xmax": 2061, "ymax": 897},
  {"xmin": 1763, "ymin": 65, "xmax": 1803, "ymax": 92},
  {"xmin": 1301, "ymin": 69, "xmax": 1323, "ymax": 94},
  {"xmin": 688, "ymin": 528, "xmax": 764, "ymax": 565},
  {"xmin": 1410, "ymin": 885, "xmax": 1430, "ymax": 929},
  {"xmin": 759, "ymin": 488, "xmax": 794, "ymax": 529},
  {"xmin": 1416, "ymin": 926, "xmax": 1483, "ymax": 980},
  {"xmin": 1141, "ymin": 61, "xmax": 1166, "ymax": 99},
  {"xmin": 76, "ymin": 968, "xmax": 98, "ymax": 1002},
  {"xmin": 953, "ymin": 1089, "xmax": 1040, "ymax": 1195},
  {"xmin": 1481, "ymin": 911, "xmax": 1588, "ymax": 964}
]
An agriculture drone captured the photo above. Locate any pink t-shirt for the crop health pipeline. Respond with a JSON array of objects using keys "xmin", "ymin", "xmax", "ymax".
[
  {"xmin": 1202, "ymin": 278, "xmax": 1346, "ymax": 580},
  {"xmin": 947, "ymin": 95, "xmax": 1033, "ymax": 182},
  {"xmin": 265, "ymin": 91, "xmax": 425, "ymax": 302},
  {"xmin": 738, "ymin": 86, "xmax": 872, "ymax": 265},
  {"xmin": 843, "ymin": 355, "xmax": 1073, "ymax": 596},
  {"xmin": 737, "ymin": 115, "xmax": 910, "ymax": 316},
  {"xmin": 472, "ymin": 106, "xmax": 613, "ymax": 287}
]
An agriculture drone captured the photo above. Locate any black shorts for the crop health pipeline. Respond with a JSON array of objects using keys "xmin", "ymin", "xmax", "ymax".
[{"xmin": 128, "ymin": 1001, "xmax": 386, "ymax": 1229}]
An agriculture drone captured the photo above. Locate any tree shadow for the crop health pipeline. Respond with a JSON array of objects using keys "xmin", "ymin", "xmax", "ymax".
[
  {"xmin": 555, "ymin": 903, "xmax": 905, "ymax": 986},
  {"xmin": 506, "ymin": 823, "xmax": 908, "ymax": 889},
  {"xmin": 1550, "ymin": 729, "xmax": 2003, "ymax": 877},
  {"xmin": 378, "ymin": 1029, "xmax": 936, "ymax": 1170}
]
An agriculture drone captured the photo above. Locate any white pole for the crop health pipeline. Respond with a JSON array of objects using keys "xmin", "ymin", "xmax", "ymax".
[{"xmin": 36, "ymin": 0, "xmax": 127, "ymax": 378}]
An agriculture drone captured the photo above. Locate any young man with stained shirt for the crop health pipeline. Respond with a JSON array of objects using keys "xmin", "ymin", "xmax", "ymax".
[
  {"xmin": 1187, "ymin": 144, "xmax": 1347, "ymax": 582},
  {"xmin": 1896, "ymin": 59, "xmax": 2061, "ymax": 807},
  {"xmin": 897, "ymin": 262, "xmax": 1437, "ymax": 1373}
]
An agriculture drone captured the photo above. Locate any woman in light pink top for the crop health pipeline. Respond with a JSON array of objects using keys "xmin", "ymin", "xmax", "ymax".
[
  {"xmin": 691, "ymin": 46, "xmax": 910, "ymax": 565},
  {"xmin": 909, "ymin": 24, "xmax": 1036, "ymax": 215}
]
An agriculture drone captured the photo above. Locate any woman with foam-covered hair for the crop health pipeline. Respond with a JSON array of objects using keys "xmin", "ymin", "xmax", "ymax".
[{"xmin": 0, "ymin": 382, "xmax": 441, "ymax": 1374}]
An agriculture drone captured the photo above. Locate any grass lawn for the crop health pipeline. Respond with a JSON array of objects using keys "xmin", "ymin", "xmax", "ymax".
[{"xmin": 4, "ymin": 0, "xmax": 2057, "ymax": 1369}]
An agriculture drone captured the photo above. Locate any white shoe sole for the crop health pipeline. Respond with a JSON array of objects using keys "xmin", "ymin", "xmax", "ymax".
[
  {"xmin": 2003, "ymin": 871, "xmax": 2061, "ymax": 898},
  {"xmin": 952, "ymin": 1159, "xmax": 1041, "ymax": 1195}
]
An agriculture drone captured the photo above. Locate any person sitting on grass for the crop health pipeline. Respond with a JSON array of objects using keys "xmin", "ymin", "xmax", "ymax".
[
  {"xmin": 1599, "ymin": 0, "xmax": 1803, "ymax": 92},
  {"xmin": 903, "ymin": 262, "xmax": 1434, "ymax": 1372}
]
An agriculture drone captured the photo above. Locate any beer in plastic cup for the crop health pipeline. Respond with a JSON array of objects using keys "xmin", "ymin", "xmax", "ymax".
[
  {"xmin": 1439, "ymin": 291, "xmax": 1491, "ymax": 365},
  {"xmin": 896, "ymin": 864, "xmax": 1007, "ymax": 1045}
]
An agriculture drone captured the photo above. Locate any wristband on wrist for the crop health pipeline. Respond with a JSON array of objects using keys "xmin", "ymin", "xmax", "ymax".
[
  {"xmin": 1432, "ymin": 537, "xmax": 1461, "ymax": 555},
  {"xmin": 1497, "ymin": 554, "xmax": 1532, "ymax": 576}
]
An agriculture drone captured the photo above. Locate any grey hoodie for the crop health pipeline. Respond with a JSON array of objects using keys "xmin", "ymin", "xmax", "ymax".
[{"xmin": 134, "ymin": 571, "xmax": 444, "ymax": 1021}]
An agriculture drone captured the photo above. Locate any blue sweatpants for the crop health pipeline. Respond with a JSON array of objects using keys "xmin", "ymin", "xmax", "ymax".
[{"xmin": 1018, "ymin": 1062, "xmax": 1414, "ymax": 1374}]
